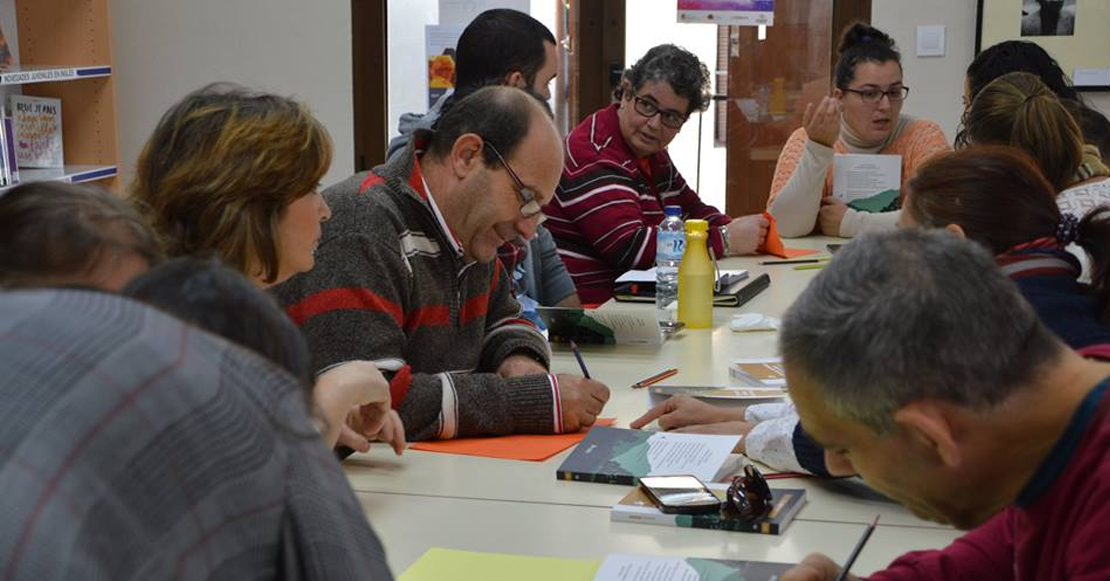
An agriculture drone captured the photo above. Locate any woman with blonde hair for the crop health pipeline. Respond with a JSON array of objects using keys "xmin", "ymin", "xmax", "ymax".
[{"xmin": 131, "ymin": 83, "xmax": 402, "ymax": 456}]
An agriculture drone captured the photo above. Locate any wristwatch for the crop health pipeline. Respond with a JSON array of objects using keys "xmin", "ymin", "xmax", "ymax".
[{"xmin": 718, "ymin": 224, "xmax": 732, "ymax": 257}]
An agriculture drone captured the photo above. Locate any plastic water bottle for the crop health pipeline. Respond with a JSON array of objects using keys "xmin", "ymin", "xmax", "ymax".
[{"xmin": 656, "ymin": 205, "xmax": 685, "ymax": 329}]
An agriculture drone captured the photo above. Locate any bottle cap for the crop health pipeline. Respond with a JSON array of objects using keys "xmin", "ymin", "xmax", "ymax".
[
  {"xmin": 684, "ymin": 219, "xmax": 708, "ymax": 233},
  {"xmin": 664, "ymin": 205, "xmax": 682, "ymax": 217}
]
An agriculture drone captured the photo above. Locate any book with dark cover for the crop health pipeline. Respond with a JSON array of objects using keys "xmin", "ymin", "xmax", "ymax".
[
  {"xmin": 611, "ymin": 484, "xmax": 806, "ymax": 535},
  {"xmin": 556, "ymin": 426, "xmax": 740, "ymax": 486}
]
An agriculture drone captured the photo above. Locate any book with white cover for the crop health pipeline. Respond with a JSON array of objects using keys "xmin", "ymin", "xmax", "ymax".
[{"xmin": 10, "ymin": 94, "xmax": 62, "ymax": 168}]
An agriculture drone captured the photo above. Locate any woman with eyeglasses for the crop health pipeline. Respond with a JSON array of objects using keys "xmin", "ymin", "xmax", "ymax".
[
  {"xmin": 544, "ymin": 43, "xmax": 769, "ymax": 304},
  {"xmin": 767, "ymin": 23, "xmax": 950, "ymax": 238}
]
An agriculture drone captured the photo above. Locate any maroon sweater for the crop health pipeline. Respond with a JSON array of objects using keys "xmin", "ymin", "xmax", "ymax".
[
  {"xmin": 869, "ymin": 376, "xmax": 1110, "ymax": 581},
  {"xmin": 544, "ymin": 104, "xmax": 731, "ymax": 303}
]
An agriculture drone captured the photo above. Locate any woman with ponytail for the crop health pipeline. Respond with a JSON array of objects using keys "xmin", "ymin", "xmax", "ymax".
[
  {"xmin": 960, "ymin": 71, "xmax": 1110, "ymax": 278},
  {"xmin": 767, "ymin": 22, "xmax": 950, "ymax": 238}
]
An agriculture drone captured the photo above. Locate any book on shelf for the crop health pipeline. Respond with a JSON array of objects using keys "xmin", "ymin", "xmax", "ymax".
[
  {"xmin": 3, "ymin": 115, "xmax": 17, "ymax": 184},
  {"xmin": 610, "ymin": 482, "xmax": 806, "ymax": 535},
  {"xmin": 555, "ymin": 426, "xmax": 741, "ymax": 485},
  {"xmin": 646, "ymin": 384, "xmax": 787, "ymax": 409},
  {"xmin": 729, "ymin": 357, "xmax": 787, "ymax": 387},
  {"xmin": 535, "ymin": 306, "xmax": 663, "ymax": 346},
  {"xmin": 10, "ymin": 94, "xmax": 63, "ymax": 168},
  {"xmin": 592, "ymin": 554, "xmax": 792, "ymax": 581}
]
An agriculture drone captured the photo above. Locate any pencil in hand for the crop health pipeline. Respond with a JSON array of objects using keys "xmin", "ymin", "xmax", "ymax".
[{"xmin": 569, "ymin": 340, "xmax": 591, "ymax": 379}]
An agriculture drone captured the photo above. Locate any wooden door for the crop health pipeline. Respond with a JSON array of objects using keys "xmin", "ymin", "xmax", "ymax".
[{"xmin": 723, "ymin": 0, "xmax": 870, "ymax": 216}]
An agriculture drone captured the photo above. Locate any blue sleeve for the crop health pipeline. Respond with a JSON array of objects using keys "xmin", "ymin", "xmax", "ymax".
[
  {"xmin": 531, "ymin": 226, "xmax": 578, "ymax": 306},
  {"xmin": 792, "ymin": 422, "xmax": 832, "ymax": 477}
]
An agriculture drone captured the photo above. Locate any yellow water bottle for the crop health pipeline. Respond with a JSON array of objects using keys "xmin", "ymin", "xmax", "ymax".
[{"xmin": 677, "ymin": 219, "xmax": 713, "ymax": 329}]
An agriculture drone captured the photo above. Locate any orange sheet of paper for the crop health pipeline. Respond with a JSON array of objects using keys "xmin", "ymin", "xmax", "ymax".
[
  {"xmin": 409, "ymin": 418, "xmax": 617, "ymax": 461},
  {"xmin": 757, "ymin": 211, "xmax": 821, "ymax": 259}
]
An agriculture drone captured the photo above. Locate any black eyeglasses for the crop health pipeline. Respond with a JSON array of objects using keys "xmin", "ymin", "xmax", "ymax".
[
  {"xmin": 842, "ymin": 86, "xmax": 910, "ymax": 105},
  {"xmin": 632, "ymin": 96, "xmax": 688, "ymax": 129},
  {"xmin": 482, "ymin": 141, "xmax": 545, "ymax": 222},
  {"xmin": 722, "ymin": 464, "xmax": 773, "ymax": 521}
]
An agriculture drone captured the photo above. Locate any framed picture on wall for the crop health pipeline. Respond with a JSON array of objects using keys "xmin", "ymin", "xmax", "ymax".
[{"xmin": 977, "ymin": 0, "xmax": 1110, "ymax": 91}]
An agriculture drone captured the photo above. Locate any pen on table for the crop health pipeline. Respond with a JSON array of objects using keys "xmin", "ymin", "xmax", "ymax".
[
  {"xmin": 759, "ymin": 258, "xmax": 826, "ymax": 265},
  {"xmin": 569, "ymin": 341, "xmax": 591, "ymax": 379},
  {"xmin": 832, "ymin": 515, "xmax": 879, "ymax": 581},
  {"xmin": 794, "ymin": 264, "xmax": 827, "ymax": 271},
  {"xmin": 631, "ymin": 368, "xmax": 678, "ymax": 389}
]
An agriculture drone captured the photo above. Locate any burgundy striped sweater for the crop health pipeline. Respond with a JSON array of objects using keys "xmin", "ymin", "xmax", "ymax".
[{"xmin": 544, "ymin": 103, "xmax": 731, "ymax": 303}]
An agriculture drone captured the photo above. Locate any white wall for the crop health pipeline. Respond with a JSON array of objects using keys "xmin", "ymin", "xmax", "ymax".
[
  {"xmin": 873, "ymin": 0, "xmax": 1110, "ymax": 139},
  {"xmin": 626, "ymin": 3, "xmax": 726, "ymax": 212},
  {"xmin": 871, "ymin": 1, "xmax": 975, "ymax": 141},
  {"xmin": 386, "ymin": 0, "xmax": 558, "ymax": 139},
  {"xmin": 112, "ymin": 0, "xmax": 354, "ymax": 189}
]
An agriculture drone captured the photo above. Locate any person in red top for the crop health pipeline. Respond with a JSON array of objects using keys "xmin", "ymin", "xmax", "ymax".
[
  {"xmin": 778, "ymin": 228, "xmax": 1110, "ymax": 581},
  {"xmin": 545, "ymin": 44, "xmax": 768, "ymax": 304}
]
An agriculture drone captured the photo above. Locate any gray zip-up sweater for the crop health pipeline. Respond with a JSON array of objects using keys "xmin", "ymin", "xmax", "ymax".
[{"xmin": 275, "ymin": 136, "xmax": 563, "ymax": 441}]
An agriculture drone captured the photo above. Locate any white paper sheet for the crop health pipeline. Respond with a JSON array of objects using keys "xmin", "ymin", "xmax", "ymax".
[{"xmin": 833, "ymin": 153, "xmax": 902, "ymax": 203}]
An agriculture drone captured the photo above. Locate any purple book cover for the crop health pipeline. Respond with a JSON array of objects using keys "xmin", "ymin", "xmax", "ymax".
[{"xmin": 4, "ymin": 116, "xmax": 18, "ymax": 184}]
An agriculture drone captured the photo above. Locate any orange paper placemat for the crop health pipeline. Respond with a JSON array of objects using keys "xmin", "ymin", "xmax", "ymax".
[
  {"xmin": 780, "ymin": 247, "xmax": 821, "ymax": 258},
  {"xmin": 410, "ymin": 418, "xmax": 617, "ymax": 461}
]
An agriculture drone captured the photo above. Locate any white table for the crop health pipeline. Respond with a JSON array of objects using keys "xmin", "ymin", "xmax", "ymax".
[
  {"xmin": 358, "ymin": 492, "xmax": 961, "ymax": 577},
  {"xmin": 349, "ymin": 236, "xmax": 963, "ymax": 576}
]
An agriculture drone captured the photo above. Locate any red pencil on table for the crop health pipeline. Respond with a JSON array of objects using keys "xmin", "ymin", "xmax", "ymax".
[{"xmin": 631, "ymin": 368, "xmax": 678, "ymax": 389}]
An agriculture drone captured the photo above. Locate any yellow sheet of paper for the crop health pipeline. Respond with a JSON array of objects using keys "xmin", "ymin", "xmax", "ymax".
[{"xmin": 398, "ymin": 548, "xmax": 600, "ymax": 581}]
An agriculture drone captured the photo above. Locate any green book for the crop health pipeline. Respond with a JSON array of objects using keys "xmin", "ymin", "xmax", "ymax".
[
  {"xmin": 593, "ymin": 554, "xmax": 792, "ymax": 581},
  {"xmin": 556, "ymin": 426, "xmax": 741, "ymax": 486}
]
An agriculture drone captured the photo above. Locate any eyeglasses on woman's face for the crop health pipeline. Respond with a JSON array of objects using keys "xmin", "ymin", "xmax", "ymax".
[
  {"xmin": 632, "ymin": 95, "xmax": 688, "ymax": 130},
  {"xmin": 842, "ymin": 85, "xmax": 910, "ymax": 106}
]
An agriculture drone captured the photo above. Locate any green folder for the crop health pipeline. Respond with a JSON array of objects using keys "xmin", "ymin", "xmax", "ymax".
[
  {"xmin": 847, "ymin": 188, "xmax": 901, "ymax": 213},
  {"xmin": 398, "ymin": 548, "xmax": 599, "ymax": 581}
]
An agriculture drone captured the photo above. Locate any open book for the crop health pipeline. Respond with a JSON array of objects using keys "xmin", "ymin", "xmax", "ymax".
[
  {"xmin": 556, "ymin": 427, "xmax": 741, "ymax": 485},
  {"xmin": 592, "ymin": 554, "xmax": 792, "ymax": 581}
]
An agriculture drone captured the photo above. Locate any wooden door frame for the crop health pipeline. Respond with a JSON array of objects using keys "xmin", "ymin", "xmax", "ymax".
[
  {"xmin": 352, "ymin": 0, "xmax": 388, "ymax": 172},
  {"xmin": 565, "ymin": 0, "xmax": 626, "ymax": 128}
]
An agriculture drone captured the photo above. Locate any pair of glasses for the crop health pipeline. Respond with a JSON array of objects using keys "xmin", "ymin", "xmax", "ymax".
[
  {"xmin": 632, "ymin": 95, "xmax": 688, "ymax": 129},
  {"xmin": 482, "ymin": 141, "xmax": 545, "ymax": 222},
  {"xmin": 842, "ymin": 86, "xmax": 910, "ymax": 105},
  {"xmin": 722, "ymin": 464, "xmax": 773, "ymax": 521}
]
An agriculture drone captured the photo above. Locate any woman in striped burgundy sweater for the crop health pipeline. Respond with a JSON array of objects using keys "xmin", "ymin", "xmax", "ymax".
[{"xmin": 544, "ymin": 44, "xmax": 768, "ymax": 304}]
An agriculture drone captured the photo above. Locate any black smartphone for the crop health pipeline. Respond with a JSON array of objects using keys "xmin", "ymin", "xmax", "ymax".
[{"xmin": 639, "ymin": 475, "xmax": 721, "ymax": 514}]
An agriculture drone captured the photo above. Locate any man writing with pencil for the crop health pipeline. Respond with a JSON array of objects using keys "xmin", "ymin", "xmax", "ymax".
[
  {"xmin": 278, "ymin": 87, "xmax": 610, "ymax": 442},
  {"xmin": 780, "ymin": 230, "xmax": 1110, "ymax": 581}
]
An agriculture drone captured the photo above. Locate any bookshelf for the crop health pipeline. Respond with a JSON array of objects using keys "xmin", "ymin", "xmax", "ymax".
[{"xmin": 5, "ymin": 0, "xmax": 119, "ymax": 192}]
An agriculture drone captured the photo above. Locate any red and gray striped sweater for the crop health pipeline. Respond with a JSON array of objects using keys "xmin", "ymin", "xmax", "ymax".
[
  {"xmin": 275, "ymin": 141, "xmax": 563, "ymax": 441},
  {"xmin": 544, "ymin": 103, "xmax": 732, "ymax": 303}
]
